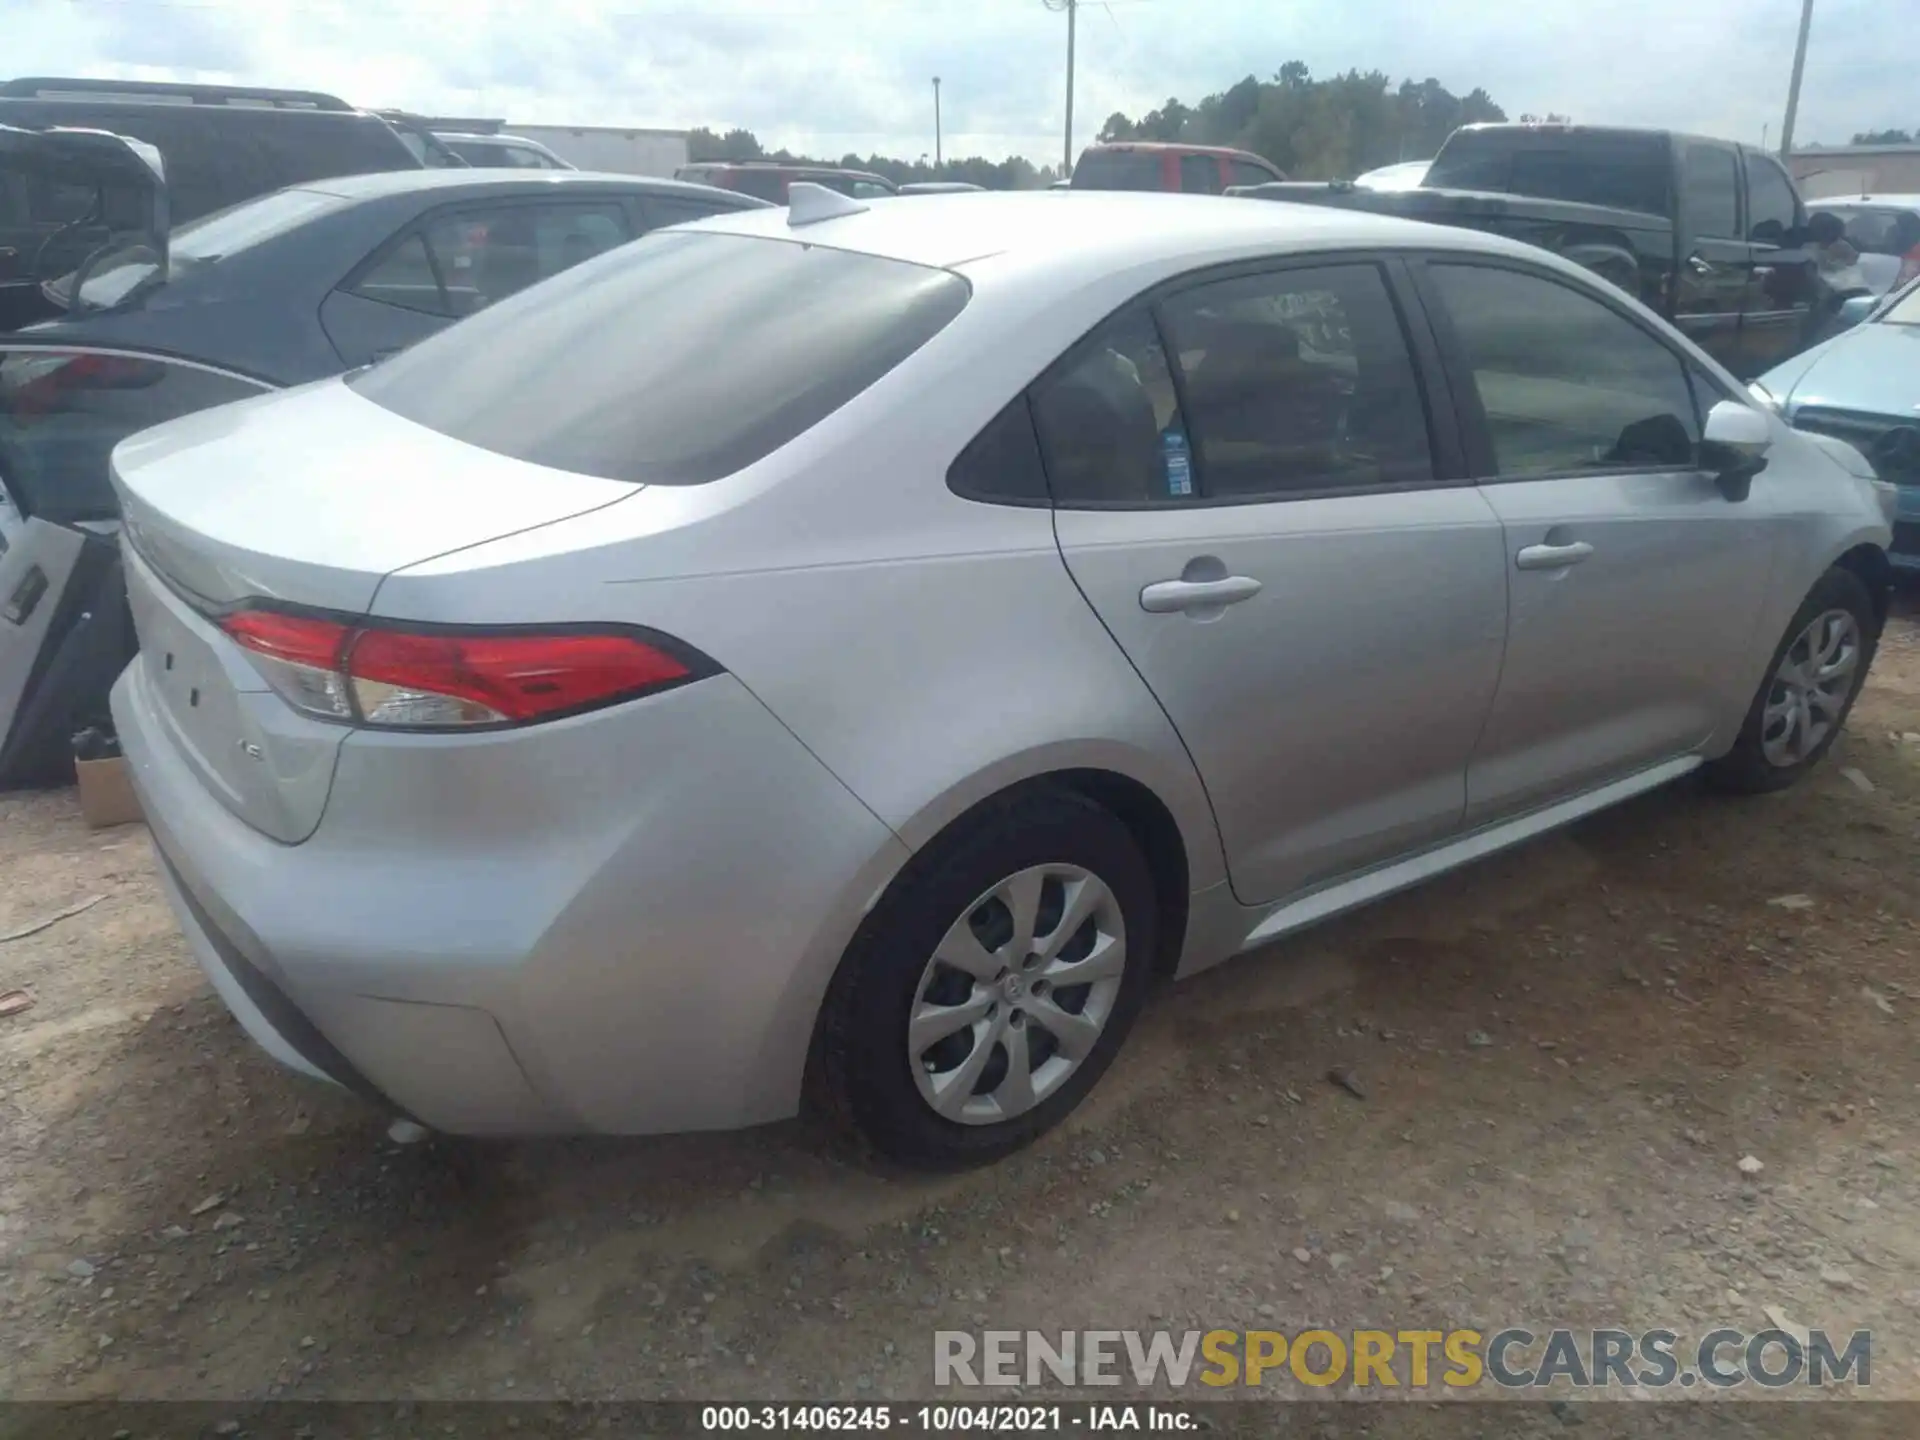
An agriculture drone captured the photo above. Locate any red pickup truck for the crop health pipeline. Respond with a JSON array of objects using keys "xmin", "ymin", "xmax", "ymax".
[{"xmin": 1070, "ymin": 142, "xmax": 1286, "ymax": 195}]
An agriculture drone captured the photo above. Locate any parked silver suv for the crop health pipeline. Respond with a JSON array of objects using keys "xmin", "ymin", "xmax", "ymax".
[{"xmin": 110, "ymin": 189, "xmax": 1894, "ymax": 1167}]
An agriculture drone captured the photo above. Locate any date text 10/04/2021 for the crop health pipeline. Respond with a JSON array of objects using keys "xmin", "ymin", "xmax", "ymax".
[{"xmin": 701, "ymin": 1404, "xmax": 1196, "ymax": 1431}]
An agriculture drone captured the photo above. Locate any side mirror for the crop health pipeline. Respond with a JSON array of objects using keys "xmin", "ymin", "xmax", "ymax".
[
  {"xmin": 1700, "ymin": 399, "xmax": 1772, "ymax": 502},
  {"xmin": 1835, "ymin": 294, "xmax": 1877, "ymax": 331}
]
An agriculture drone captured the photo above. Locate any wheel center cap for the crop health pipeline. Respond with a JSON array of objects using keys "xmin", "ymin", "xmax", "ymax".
[{"xmin": 1003, "ymin": 974, "xmax": 1026, "ymax": 1002}]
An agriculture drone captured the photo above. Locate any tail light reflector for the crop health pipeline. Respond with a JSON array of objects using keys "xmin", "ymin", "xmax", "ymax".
[{"xmin": 217, "ymin": 609, "xmax": 708, "ymax": 729}]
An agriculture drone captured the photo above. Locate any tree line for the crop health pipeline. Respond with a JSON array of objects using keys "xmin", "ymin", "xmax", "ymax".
[
  {"xmin": 688, "ymin": 61, "xmax": 1510, "ymax": 186},
  {"xmin": 1099, "ymin": 64, "xmax": 1506, "ymax": 179},
  {"xmin": 685, "ymin": 127, "xmax": 1063, "ymax": 189}
]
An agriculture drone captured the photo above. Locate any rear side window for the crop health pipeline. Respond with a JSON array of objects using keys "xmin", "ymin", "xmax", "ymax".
[
  {"xmin": 1032, "ymin": 312, "xmax": 1187, "ymax": 504},
  {"xmin": 0, "ymin": 348, "xmax": 266, "ymax": 523},
  {"xmin": 350, "ymin": 202, "xmax": 631, "ymax": 318},
  {"xmin": 1425, "ymin": 131, "xmax": 1670, "ymax": 216},
  {"xmin": 948, "ymin": 396, "xmax": 1050, "ymax": 504},
  {"xmin": 728, "ymin": 170, "xmax": 792, "ymax": 202},
  {"xmin": 1681, "ymin": 143, "xmax": 1740, "ymax": 239},
  {"xmin": 1071, "ymin": 150, "xmax": 1163, "ymax": 191},
  {"xmin": 1158, "ymin": 264, "xmax": 1433, "ymax": 496},
  {"xmin": 1180, "ymin": 155, "xmax": 1222, "ymax": 195},
  {"xmin": 350, "ymin": 230, "xmax": 970, "ymax": 484}
]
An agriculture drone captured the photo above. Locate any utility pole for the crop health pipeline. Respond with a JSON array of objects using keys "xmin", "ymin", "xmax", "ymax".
[
  {"xmin": 933, "ymin": 76, "xmax": 943, "ymax": 168},
  {"xmin": 1064, "ymin": 0, "xmax": 1077, "ymax": 174},
  {"xmin": 1779, "ymin": 0, "xmax": 1814, "ymax": 159},
  {"xmin": 1044, "ymin": 0, "xmax": 1078, "ymax": 173}
]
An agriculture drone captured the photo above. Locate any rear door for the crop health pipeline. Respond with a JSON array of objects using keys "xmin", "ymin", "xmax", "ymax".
[
  {"xmin": 1413, "ymin": 257, "xmax": 1774, "ymax": 824},
  {"xmin": 1673, "ymin": 138, "xmax": 1752, "ymax": 371},
  {"xmin": 320, "ymin": 197, "xmax": 634, "ymax": 367},
  {"xmin": 1048, "ymin": 257, "xmax": 1509, "ymax": 905}
]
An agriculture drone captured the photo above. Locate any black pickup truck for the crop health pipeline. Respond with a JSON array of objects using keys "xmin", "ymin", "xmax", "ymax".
[{"xmin": 1230, "ymin": 124, "xmax": 1825, "ymax": 378}]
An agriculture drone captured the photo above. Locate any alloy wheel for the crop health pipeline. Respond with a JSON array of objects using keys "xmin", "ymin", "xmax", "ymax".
[
  {"xmin": 907, "ymin": 864, "xmax": 1127, "ymax": 1126},
  {"xmin": 1761, "ymin": 607, "xmax": 1861, "ymax": 768}
]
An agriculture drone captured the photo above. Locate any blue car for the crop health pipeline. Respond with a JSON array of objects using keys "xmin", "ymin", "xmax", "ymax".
[{"xmin": 1757, "ymin": 273, "xmax": 1920, "ymax": 571}]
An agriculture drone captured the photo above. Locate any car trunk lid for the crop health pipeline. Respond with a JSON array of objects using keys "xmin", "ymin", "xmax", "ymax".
[{"xmin": 113, "ymin": 379, "xmax": 641, "ymax": 840}]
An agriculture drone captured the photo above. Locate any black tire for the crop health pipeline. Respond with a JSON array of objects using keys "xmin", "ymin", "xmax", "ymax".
[
  {"xmin": 812, "ymin": 786, "xmax": 1158, "ymax": 1170},
  {"xmin": 1705, "ymin": 566, "xmax": 1878, "ymax": 794}
]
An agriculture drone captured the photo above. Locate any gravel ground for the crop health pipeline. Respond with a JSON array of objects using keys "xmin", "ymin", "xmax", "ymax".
[{"xmin": 2, "ymin": 600, "xmax": 1918, "ymax": 1408}]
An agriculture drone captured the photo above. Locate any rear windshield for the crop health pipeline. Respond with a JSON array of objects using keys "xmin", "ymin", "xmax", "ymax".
[
  {"xmin": 60, "ymin": 186, "xmax": 349, "ymax": 311},
  {"xmin": 1425, "ymin": 131, "xmax": 1670, "ymax": 217},
  {"xmin": 1820, "ymin": 205, "xmax": 1920, "ymax": 255},
  {"xmin": 1071, "ymin": 150, "xmax": 1163, "ymax": 192},
  {"xmin": 349, "ymin": 229, "xmax": 970, "ymax": 485}
]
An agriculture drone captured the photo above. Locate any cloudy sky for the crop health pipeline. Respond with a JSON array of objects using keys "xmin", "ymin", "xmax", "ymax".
[{"xmin": 6, "ymin": 0, "xmax": 1905, "ymax": 165}]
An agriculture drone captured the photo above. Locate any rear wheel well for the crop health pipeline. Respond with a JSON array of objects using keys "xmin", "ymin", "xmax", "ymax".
[
  {"xmin": 1835, "ymin": 543, "xmax": 1893, "ymax": 637},
  {"xmin": 1045, "ymin": 769, "xmax": 1190, "ymax": 980}
]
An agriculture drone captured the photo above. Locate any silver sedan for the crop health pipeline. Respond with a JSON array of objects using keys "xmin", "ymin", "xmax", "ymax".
[{"xmin": 110, "ymin": 187, "xmax": 1894, "ymax": 1167}]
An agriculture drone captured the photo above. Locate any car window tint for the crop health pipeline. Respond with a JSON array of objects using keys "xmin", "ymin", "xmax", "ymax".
[
  {"xmin": 642, "ymin": 195, "xmax": 741, "ymax": 228},
  {"xmin": 1070, "ymin": 150, "xmax": 1163, "ymax": 191},
  {"xmin": 948, "ymin": 394, "xmax": 1050, "ymax": 504},
  {"xmin": 349, "ymin": 232, "xmax": 447, "ymax": 316},
  {"xmin": 350, "ymin": 230, "xmax": 969, "ymax": 485},
  {"xmin": 1424, "ymin": 131, "xmax": 1669, "ymax": 215},
  {"xmin": 1031, "ymin": 311, "xmax": 1190, "ymax": 505},
  {"xmin": 729, "ymin": 170, "xmax": 790, "ymax": 202},
  {"xmin": 1180, "ymin": 155, "xmax": 1222, "ymax": 195},
  {"xmin": 0, "ymin": 349, "xmax": 266, "ymax": 524},
  {"xmin": 1431, "ymin": 263, "xmax": 1701, "ymax": 475},
  {"xmin": 1745, "ymin": 154, "xmax": 1798, "ymax": 243},
  {"xmin": 419, "ymin": 203, "xmax": 630, "ymax": 315},
  {"xmin": 1682, "ymin": 143, "xmax": 1740, "ymax": 239},
  {"xmin": 1228, "ymin": 159, "xmax": 1278, "ymax": 188},
  {"xmin": 1157, "ymin": 264, "xmax": 1434, "ymax": 498}
]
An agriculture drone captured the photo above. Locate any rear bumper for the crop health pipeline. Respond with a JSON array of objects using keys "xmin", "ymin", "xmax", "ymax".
[{"xmin": 113, "ymin": 657, "xmax": 911, "ymax": 1136}]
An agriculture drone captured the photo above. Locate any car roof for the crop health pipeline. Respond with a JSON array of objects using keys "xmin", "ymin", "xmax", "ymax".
[
  {"xmin": 1812, "ymin": 194, "xmax": 1920, "ymax": 210},
  {"xmin": 1084, "ymin": 141, "xmax": 1267, "ymax": 160},
  {"xmin": 681, "ymin": 188, "xmax": 1563, "ymax": 275},
  {"xmin": 288, "ymin": 168, "xmax": 751, "ymax": 203}
]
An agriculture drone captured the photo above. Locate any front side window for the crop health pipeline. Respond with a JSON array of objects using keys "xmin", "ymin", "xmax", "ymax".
[
  {"xmin": 0, "ymin": 348, "xmax": 266, "ymax": 523},
  {"xmin": 1744, "ymin": 154, "xmax": 1799, "ymax": 243},
  {"xmin": 1682, "ymin": 143, "xmax": 1740, "ymax": 240},
  {"xmin": 1228, "ymin": 158, "xmax": 1279, "ymax": 188},
  {"xmin": 350, "ymin": 230, "xmax": 969, "ymax": 485},
  {"xmin": 1429, "ymin": 263, "xmax": 1701, "ymax": 476},
  {"xmin": 1180, "ymin": 155, "xmax": 1222, "ymax": 195}
]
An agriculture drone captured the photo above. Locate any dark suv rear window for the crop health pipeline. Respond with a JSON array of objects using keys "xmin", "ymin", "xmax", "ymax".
[
  {"xmin": 1071, "ymin": 150, "xmax": 1164, "ymax": 192},
  {"xmin": 350, "ymin": 230, "xmax": 970, "ymax": 485}
]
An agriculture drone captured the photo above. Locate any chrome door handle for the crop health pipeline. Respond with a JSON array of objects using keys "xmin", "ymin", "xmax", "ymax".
[
  {"xmin": 1515, "ymin": 541, "xmax": 1594, "ymax": 571},
  {"xmin": 1139, "ymin": 575, "xmax": 1263, "ymax": 613}
]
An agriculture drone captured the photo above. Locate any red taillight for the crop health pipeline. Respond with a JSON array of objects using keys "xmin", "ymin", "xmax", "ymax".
[
  {"xmin": 348, "ymin": 629, "xmax": 690, "ymax": 724},
  {"xmin": 220, "ymin": 609, "xmax": 350, "ymax": 670},
  {"xmin": 218, "ymin": 609, "xmax": 705, "ymax": 729}
]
